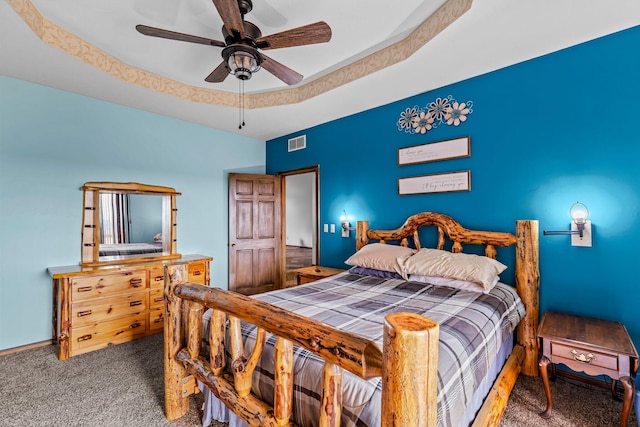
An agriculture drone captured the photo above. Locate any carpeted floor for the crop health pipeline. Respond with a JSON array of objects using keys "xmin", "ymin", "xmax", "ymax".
[{"xmin": 0, "ymin": 334, "xmax": 636, "ymax": 427}]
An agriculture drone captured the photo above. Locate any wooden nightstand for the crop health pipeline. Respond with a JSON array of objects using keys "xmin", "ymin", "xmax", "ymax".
[
  {"xmin": 538, "ymin": 311, "xmax": 638, "ymax": 426},
  {"xmin": 294, "ymin": 266, "xmax": 345, "ymax": 286}
]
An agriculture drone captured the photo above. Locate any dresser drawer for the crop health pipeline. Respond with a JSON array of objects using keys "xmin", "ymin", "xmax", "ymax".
[
  {"xmin": 188, "ymin": 262, "xmax": 206, "ymax": 284},
  {"xmin": 70, "ymin": 271, "xmax": 147, "ymax": 301},
  {"xmin": 70, "ymin": 314, "xmax": 146, "ymax": 355},
  {"xmin": 148, "ymin": 307, "xmax": 164, "ymax": 331},
  {"xmin": 551, "ymin": 342, "xmax": 619, "ymax": 371},
  {"xmin": 149, "ymin": 288, "xmax": 164, "ymax": 309},
  {"xmin": 71, "ymin": 291, "xmax": 147, "ymax": 327},
  {"xmin": 149, "ymin": 267, "xmax": 165, "ymax": 289}
]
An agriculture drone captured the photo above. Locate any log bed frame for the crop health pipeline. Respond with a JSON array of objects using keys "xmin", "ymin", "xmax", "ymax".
[{"xmin": 163, "ymin": 213, "xmax": 540, "ymax": 426}]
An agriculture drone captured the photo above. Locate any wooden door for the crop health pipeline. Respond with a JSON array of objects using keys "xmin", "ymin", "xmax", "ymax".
[{"xmin": 229, "ymin": 173, "xmax": 283, "ymax": 295}]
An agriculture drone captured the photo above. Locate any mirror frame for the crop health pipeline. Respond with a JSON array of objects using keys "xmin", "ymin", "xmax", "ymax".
[{"xmin": 80, "ymin": 181, "xmax": 181, "ymax": 267}]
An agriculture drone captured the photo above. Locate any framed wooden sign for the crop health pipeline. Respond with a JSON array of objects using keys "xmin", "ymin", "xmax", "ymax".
[
  {"xmin": 398, "ymin": 136, "xmax": 470, "ymax": 166},
  {"xmin": 398, "ymin": 170, "xmax": 471, "ymax": 195}
]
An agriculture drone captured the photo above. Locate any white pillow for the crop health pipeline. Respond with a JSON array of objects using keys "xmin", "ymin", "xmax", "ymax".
[
  {"xmin": 408, "ymin": 274, "xmax": 499, "ymax": 294},
  {"xmin": 345, "ymin": 243, "xmax": 416, "ymax": 275},
  {"xmin": 400, "ymin": 248, "xmax": 507, "ymax": 291}
]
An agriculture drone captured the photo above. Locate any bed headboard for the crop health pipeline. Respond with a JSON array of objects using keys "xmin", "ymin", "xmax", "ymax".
[
  {"xmin": 356, "ymin": 212, "xmax": 540, "ymax": 377},
  {"xmin": 356, "ymin": 212, "xmax": 517, "ymax": 259}
]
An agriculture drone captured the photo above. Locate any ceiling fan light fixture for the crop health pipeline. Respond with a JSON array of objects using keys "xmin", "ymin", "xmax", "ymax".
[{"xmin": 223, "ymin": 45, "xmax": 261, "ymax": 81}]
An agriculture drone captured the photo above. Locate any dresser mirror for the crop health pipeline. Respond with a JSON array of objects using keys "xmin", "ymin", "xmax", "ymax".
[{"xmin": 80, "ymin": 182, "xmax": 181, "ymax": 267}]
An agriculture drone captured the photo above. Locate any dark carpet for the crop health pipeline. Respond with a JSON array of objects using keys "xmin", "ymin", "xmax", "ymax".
[{"xmin": 0, "ymin": 334, "xmax": 636, "ymax": 426}]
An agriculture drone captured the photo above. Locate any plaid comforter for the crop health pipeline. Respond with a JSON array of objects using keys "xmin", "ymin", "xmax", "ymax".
[
  {"xmin": 98, "ymin": 242, "xmax": 162, "ymax": 256},
  {"xmin": 202, "ymin": 272, "xmax": 525, "ymax": 427}
]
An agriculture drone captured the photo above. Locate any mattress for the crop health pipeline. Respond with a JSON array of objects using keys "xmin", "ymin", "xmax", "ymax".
[{"xmin": 200, "ymin": 271, "xmax": 525, "ymax": 427}]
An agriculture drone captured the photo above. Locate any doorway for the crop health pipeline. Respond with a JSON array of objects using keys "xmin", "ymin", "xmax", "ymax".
[{"xmin": 279, "ymin": 166, "xmax": 319, "ymax": 287}]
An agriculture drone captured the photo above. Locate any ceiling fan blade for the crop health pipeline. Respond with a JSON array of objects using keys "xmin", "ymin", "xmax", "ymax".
[
  {"xmin": 257, "ymin": 21, "xmax": 331, "ymax": 50},
  {"xmin": 136, "ymin": 25, "xmax": 225, "ymax": 47},
  {"xmin": 260, "ymin": 54, "xmax": 303, "ymax": 85},
  {"xmin": 212, "ymin": 0, "xmax": 245, "ymax": 39},
  {"xmin": 205, "ymin": 61, "xmax": 230, "ymax": 82}
]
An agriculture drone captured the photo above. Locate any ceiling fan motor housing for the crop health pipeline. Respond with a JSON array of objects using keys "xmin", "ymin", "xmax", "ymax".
[{"xmin": 221, "ymin": 20, "xmax": 263, "ymax": 80}]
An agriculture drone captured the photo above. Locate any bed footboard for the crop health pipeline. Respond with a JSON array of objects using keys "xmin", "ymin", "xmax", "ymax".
[{"xmin": 163, "ymin": 263, "xmax": 440, "ymax": 426}]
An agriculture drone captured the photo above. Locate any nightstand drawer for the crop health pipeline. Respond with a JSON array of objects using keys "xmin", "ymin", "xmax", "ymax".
[{"xmin": 551, "ymin": 342, "xmax": 618, "ymax": 371}]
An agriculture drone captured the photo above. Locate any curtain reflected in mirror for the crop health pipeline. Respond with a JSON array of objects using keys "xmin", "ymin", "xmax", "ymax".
[{"xmin": 100, "ymin": 193, "xmax": 131, "ymax": 244}]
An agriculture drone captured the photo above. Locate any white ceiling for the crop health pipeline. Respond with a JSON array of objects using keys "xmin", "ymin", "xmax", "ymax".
[{"xmin": 2, "ymin": 0, "xmax": 639, "ymax": 141}]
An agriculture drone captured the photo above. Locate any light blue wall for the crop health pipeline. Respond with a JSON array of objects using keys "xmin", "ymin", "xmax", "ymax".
[
  {"xmin": 0, "ymin": 77, "xmax": 265, "ymax": 350},
  {"xmin": 267, "ymin": 27, "xmax": 640, "ymax": 349}
]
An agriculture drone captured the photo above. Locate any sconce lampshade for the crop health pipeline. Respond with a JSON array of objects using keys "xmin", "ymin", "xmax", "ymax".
[{"xmin": 569, "ymin": 202, "xmax": 589, "ymax": 224}]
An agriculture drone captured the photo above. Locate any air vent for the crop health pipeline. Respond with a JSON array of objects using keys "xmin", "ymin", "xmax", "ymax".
[{"xmin": 288, "ymin": 135, "xmax": 306, "ymax": 152}]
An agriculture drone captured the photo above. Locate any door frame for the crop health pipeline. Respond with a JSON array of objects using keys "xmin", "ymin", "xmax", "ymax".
[{"xmin": 277, "ymin": 165, "xmax": 320, "ymax": 269}]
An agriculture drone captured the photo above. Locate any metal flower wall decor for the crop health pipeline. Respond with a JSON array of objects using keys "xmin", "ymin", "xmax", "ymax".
[{"xmin": 397, "ymin": 95, "xmax": 473, "ymax": 134}]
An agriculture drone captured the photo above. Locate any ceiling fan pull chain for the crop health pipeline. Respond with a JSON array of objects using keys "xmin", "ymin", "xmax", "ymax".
[
  {"xmin": 241, "ymin": 79, "xmax": 246, "ymax": 128},
  {"xmin": 238, "ymin": 79, "xmax": 245, "ymax": 129}
]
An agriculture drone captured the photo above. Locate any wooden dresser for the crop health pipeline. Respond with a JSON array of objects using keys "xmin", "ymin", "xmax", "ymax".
[{"xmin": 48, "ymin": 254, "xmax": 211, "ymax": 360}]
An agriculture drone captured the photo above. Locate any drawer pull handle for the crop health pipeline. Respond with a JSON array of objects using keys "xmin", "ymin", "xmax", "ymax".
[
  {"xmin": 77, "ymin": 310, "xmax": 92, "ymax": 317},
  {"xmin": 130, "ymin": 300, "xmax": 143, "ymax": 307},
  {"xmin": 154, "ymin": 276, "xmax": 163, "ymax": 282},
  {"xmin": 77, "ymin": 286, "xmax": 93, "ymax": 292},
  {"xmin": 130, "ymin": 278, "xmax": 143, "ymax": 287},
  {"xmin": 571, "ymin": 349, "xmax": 595, "ymax": 364},
  {"xmin": 130, "ymin": 322, "xmax": 142, "ymax": 329},
  {"xmin": 77, "ymin": 334, "xmax": 92, "ymax": 342},
  {"xmin": 154, "ymin": 297, "xmax": 164, "ymax": 303},
  {"xmin": 154, "ymin": 317, "xmax": 163, "ymax": 323},
  {"xmin": 192, "ymin": 271, "xmax": 202, "ymax": 276}
]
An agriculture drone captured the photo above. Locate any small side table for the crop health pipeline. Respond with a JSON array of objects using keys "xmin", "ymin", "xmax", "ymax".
[
  {"xmin": 294, "ymin": 266, "xmax": 345, "ymax": 286},
  {"xmin": 538, "ymin": 311, "xmax": 638, "ymax": 426}
]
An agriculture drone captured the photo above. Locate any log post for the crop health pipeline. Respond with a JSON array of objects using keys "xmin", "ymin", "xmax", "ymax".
[
  {"xmin": 229, "ymin": 316, "xmax": 266, "ymax": 398},
  {"xmin": 356, "ymin": 220, "xmax": 369, "ymax": 250},
  {"xmin": 485, "ymin": 244, "xmax": 497, "ymax": 259},
  {"xmin": 164, "ymin": 263, "xmax": 190, "ymax": 420},
  {"xmin": 209, "ymin": 309, "xmax": 226, "ymax": 376},
  {"xmin": 382, "ymin": 312, "xmax": 439, "ymax": 427},
  {"xmin": 515, "ymin": 220, "xmax": 540, "ymax": 377},
  {"xmin": 319, "ymin": 362, "xmax": 343, "ymax": 427},
  {"xmin": 187, "ymin": 301, "xmax": 203, "ymax": 359},
  {"xmin": 58, "ymin": 277, "xmax": 71, "ymax": 360},
  {"xmin": 274, "ymin": 337, "xmax": 293, "ymax": 426}
]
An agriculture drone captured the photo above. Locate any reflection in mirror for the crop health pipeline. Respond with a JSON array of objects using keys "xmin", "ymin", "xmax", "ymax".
[
  {"xmin": 80, "ymin": 182, "xmax": 180, "ymax": 267},
  {"xmin": 98, "ymin": 193, "xmax": 164, "ymax": 258}
]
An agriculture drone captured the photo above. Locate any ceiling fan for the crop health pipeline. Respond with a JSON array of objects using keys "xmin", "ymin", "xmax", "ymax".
[{"xmin": 136, "ymin": 0, "xmax": 332, "ymax": 86}]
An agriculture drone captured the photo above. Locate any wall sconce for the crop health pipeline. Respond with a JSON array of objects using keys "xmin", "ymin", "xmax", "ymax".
[
  {"xmin": 340, "ymin": 210, "xmax": 354, "ymax": 238},
  {"xmin": 543, "ymin": 201, "xmax": 592, "ymax": 247}
]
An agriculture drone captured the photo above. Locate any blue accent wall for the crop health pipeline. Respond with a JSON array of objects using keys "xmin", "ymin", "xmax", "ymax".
[
  {"xmin": 267, "ymin": 27, "xmax": 640, "ymax": 349},
  {"xmin": 0, "ymin": 77, "xmax": 265, "ymax": 350}
]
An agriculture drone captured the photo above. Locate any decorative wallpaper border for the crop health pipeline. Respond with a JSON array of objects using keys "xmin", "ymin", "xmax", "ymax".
[{"xmin": 8, "ymin": 0, "xmax": 472, "ymax": 110}]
